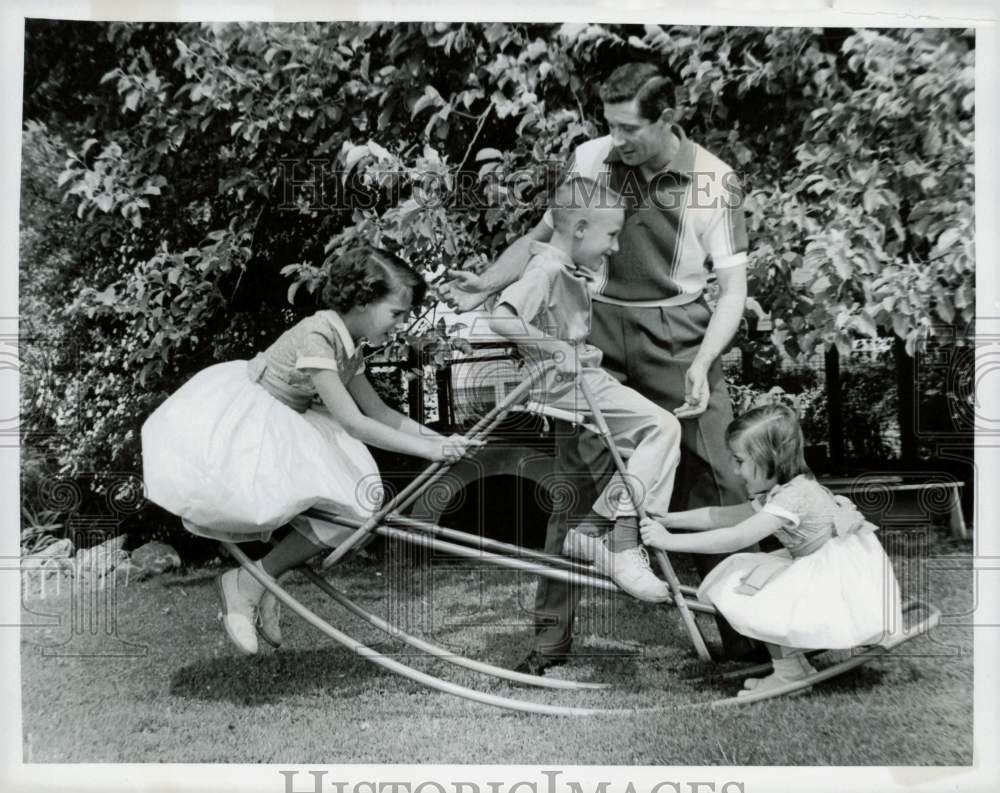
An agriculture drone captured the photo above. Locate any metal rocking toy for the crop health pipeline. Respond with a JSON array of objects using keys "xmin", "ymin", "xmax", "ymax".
[{"xmin": 222, "ymin": 364, "xmax": 941, "ymax": 715}]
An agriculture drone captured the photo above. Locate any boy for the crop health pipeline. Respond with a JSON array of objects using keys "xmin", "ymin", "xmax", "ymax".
[{"xmin": 489, "ymin": 177, "xmax": 682, "ymax": 602}]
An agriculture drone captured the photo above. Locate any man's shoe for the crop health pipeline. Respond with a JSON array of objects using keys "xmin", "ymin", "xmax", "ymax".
[
  {"xmin": 256, "ymin": 591, "xmax": 282, "ymax": 648},
  {"xmin": 562, "ymin": 528, "xmax": 602, "ymax": 562},
  {"xmin": 592, "ymin": 542, "xmax": 671, "ymax": 602},
  {"xmin": 514, "ymin": 650, "xmax": 569, "ymax": 676},
  {"xmin": 215, "ymin": 568, "xmax": 259, "ymax": 655}
]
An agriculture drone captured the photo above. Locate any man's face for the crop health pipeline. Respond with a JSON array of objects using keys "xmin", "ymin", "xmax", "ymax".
[{"xmin": 603, "ymin": 98, "xmax": 671, "ymax": 169}]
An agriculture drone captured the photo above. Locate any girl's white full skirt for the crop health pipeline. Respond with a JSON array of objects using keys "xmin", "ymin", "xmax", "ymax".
[
  {"xmin": 697, "ymin": 532, "xmax": 904, "ymax": 650},
  {"xmin": 141, "ymin": 361, "xmax": 380, "ymax": 546}
]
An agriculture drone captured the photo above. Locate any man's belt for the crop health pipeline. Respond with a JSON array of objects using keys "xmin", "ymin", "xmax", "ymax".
[{"xmin": 591, "ymin": 289, "xmax": 703, "ymax": 309}]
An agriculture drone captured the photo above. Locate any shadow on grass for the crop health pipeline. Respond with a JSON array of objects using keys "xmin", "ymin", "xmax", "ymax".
[{"xmin": 170, "ymin": 646, "xmax": 394, "ymax": 705}]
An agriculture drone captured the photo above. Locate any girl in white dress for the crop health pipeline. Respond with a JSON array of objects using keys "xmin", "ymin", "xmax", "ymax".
[
  {"xmin": 142, "ymin": 247, "xmax": 480, "ymax": 655},
  {"xmin": 640, "ymin": 403, "xmax": 903, "ymax": 696}
]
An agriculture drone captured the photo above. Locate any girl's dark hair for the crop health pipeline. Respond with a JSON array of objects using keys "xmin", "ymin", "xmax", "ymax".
[
  {"xmin": 599, "ymin": 62, "xmax": 674, "ymax": 123},
  {"xmin": 321, "ymin": 246, "xmax": 427, "ymax": 312},
  {"xmin": 725, "ymin": 403, "xmax": 813, "ymax": 485}
]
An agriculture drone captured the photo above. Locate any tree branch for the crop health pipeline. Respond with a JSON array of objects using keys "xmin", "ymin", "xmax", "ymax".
[{"xmin": 456, "ymin": 102, "xmax": 494, "ymax": 172}]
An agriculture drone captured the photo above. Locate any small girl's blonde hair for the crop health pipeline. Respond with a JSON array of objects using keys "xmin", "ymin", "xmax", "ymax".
[{"xmin": 725, "ymin": 403, "xmax": 812, "ymax": 485}]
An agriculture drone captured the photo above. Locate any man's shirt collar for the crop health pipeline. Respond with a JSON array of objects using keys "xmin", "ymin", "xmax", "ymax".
[{"xmin": 604, "ymin": 124, "xmax": 695, "ymax": 180}]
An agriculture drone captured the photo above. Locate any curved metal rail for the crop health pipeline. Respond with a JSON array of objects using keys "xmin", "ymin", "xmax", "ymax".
[
  {"xmin": 226, "ymin": 542, "xmax": 625, "ymax": 715},
  {"xmin": 295, "ymin": 564, "xmax": 610, "ymax": 691},
  {"xmin": 227, "ymin": 541, "xmax": 941, "ymax": 712}
]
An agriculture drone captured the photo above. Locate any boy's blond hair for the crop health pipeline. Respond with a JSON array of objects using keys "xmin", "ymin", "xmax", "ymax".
[{"xmin": 549, "ymin": 176, "xmax": 624, "ymax": 232}]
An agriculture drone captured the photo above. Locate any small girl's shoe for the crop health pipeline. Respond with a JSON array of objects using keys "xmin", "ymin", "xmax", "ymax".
[
  {"xmin": 738, "ymin": 653, "xmax": 816, "ymax": 697},
  {"xmin": 215, "ymin": 567, "xmax": 264, "ymax": 655}
]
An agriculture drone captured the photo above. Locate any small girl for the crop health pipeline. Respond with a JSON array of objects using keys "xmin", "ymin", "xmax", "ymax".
[
  {"xmin": 142, "ymin": 246, "xmax": 480, "ymax": 656},
  {"xmin": 639, "ymin": 403, "xmax": 903, "ymax": 696}
]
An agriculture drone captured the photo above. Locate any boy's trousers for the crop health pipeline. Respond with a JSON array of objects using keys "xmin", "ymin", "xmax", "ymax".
[
  {"xmin": 530, "ymin": 298, "xmax": 759, "ymax": 660},
  {"xmin": 539, "ymin": 367, "xmax": 681, "ymax": 522}
]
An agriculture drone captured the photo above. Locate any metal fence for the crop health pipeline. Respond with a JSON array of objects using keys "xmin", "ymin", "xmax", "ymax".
[{"xmin": 368, "ymin": 335, "xmax": 907, "ymax": 471}]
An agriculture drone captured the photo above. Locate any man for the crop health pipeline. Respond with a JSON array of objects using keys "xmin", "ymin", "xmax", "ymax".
[{"xmin": 445, "ymin": 63, "xmax": 762, "ymax": 672}]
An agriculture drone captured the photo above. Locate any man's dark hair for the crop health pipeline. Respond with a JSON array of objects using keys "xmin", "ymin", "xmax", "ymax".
[{"xmin": 599, "ymin": 62, "xmax": 674, "ymax": 123}]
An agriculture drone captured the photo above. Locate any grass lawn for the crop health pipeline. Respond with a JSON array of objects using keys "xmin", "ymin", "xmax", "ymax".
[{"xmin": 20, "ymin": 538, "xmax": 973, "ymax": 765}]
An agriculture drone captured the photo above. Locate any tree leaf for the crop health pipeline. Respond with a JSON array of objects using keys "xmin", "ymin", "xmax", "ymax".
[
  {"xmin": 412, "ymin": 86, "xmax": 442, "ymax": 117},
  {"xmin": 367, "ymin": 140, "xmax": 390, "ymax": 160},
  {"xmin": 850, "ymin": 312, "xmax": 878, "ymax": 337}
]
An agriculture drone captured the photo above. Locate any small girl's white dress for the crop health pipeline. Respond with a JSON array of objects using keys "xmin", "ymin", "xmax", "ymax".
[
  {"xmin": 141, "ymin": 310, "xmax": 380, "ymax": 547},
  {"xmin": 697, "ymin": 475, "xmax": 904, "ymax": 650}
]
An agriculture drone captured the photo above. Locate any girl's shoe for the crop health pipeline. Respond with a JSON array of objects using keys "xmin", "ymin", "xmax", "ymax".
[
  {"xmin": 739, "ymin": 653, "xmax": 816, "ymax": 696},
  {"xmin": 256, "ymin": 591, "xmax": 282, "ymax": 648},
  {"xmin": 215, "ymin": 568, "xmax": 260, "ymax": 655}
]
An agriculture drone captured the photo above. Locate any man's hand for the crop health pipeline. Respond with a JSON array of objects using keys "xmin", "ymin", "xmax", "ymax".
[
  {"xmin": 441, "ymin": 269, "xmax": 492, "ymax": 313},
  {"xmin": 674, "ymin": 359, "xmax": 711, "ymax": 419}
]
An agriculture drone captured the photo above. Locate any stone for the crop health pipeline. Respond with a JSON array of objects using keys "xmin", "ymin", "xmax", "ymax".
[
  {"xmin": 76, "ymin": 541, "xmax": 129, "ymax": 576},
  {"xmin": 130, "ymin": 541, "xmax": 181, "ymax": 576},
  {"xmin": 31, "ymin": 538, "xmax": 73, "ymax": 559},
  {"xmin": 108, "ymin": 560, "xmax": 149, "ymax": 585},
  {"xmin": 80, "ymin": 548, "xmax": 129, "ymax": 579}
]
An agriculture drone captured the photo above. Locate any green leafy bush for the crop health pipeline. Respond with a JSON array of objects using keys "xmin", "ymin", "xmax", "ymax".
[{"xmin": 20, "ymin": 22, "xmax": 974, "ymax": 548}]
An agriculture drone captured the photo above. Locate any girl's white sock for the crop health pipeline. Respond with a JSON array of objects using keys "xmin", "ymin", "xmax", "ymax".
[
  {"xmin": 771, "ymin": 654, "xmax": 815, "ymax": 680},
  {"xmin": 237, "ymin": 565, "xmax": 267, "ymax": 603}
]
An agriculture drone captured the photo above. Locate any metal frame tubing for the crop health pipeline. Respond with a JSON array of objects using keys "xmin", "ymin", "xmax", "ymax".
[
  {"xmin": 307, "ymin": 510, "xmax": 720, "ymax": 616},
  {"xmin": 311, "ymin": 505, "xmax": 703, "ymax": 600},
  {"xmin": 577, "ymin": 379, "xmax": 713, "ymax": 661},
  {"xmin": 322, "ymin": 371, "xmax": 541, "ymax": 569}
]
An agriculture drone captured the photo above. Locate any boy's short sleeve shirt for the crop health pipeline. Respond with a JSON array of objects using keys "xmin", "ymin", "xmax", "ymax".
[
  {"xmin": 543, "ymin": 130, "xmax": 749, "ymax": 304},
  {"xmin": 496, "ymin": 242, "xmax": 595, "ymax": 349}
]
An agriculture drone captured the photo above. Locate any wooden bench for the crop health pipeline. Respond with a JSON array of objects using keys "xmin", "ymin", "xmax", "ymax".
[{"xmin": 818, "ymin": 475, "xmax": 967, "ymax": 539}]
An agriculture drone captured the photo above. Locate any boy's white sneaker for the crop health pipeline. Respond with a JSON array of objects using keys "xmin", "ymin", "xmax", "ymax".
[
  {"xmin": 256, "ymin": 591, "xmax": 282, "ymax": 648},
  {"xmin": 591, "ymin": 542, "xmax": 671, "ymax": 603},
  {"xmin": 562, "ymin": 528, "xmax": 602, "ymax": 562},
  {"xmin": 215, "ymin": 568, "xmax": 259, "ymax": 655}
]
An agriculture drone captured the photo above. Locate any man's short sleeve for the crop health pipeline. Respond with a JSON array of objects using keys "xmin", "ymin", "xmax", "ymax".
[
  {"xmin": 496, "ymin": 264, "xmax": 553, "ymax": 327},
  {"xmin": 702, "ymin": 170, "xmax": 749, "ymax": 270},
  {"xmin": 295, "ymin": 328, "xmax": 344, "ymax": 372}
]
